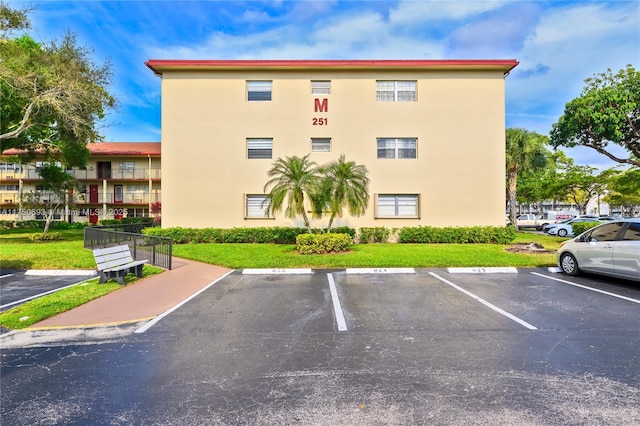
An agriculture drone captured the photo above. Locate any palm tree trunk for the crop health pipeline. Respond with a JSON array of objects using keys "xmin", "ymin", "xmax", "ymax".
[
  {"xmin": 326, "ymin": 214, "xmax": 335, "ymax": 233},
  {"xmin": 301, "ymin": 209, "xmax": 311, "ymax": 233},
  {"xmin": 508, "ymin": 165, "xmax": 518, "ymax": 227}
]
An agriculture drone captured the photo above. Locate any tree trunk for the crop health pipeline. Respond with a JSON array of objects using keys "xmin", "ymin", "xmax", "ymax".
[
  {"xmin": 326, "ymin": 215, "xmax": 335, "ymax": 233},
  {"xmin": 301, "ymin": 208, "xmax": 311, "ymax": 233},
  {"xmin": 507, "ymin": 165, "xmax": 518, "ymax": 227},
  {"xmin": 43, "ymin": 210, "xmax": 53, "ymax": 234}
]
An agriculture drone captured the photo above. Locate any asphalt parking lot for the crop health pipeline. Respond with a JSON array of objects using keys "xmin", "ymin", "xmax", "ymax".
[{"xmin": 2, "ymin": 268, "xmax": 640, "ymax": 425}]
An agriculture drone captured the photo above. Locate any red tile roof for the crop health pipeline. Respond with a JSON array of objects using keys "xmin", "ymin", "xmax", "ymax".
[
  {"xmin": 87, "ymin": 142, "xmax": 161, "ymax": 156},
  {"xmin": 2, "ymin": 142, "xmax": 161, "ymax": 157},
  {"xmin": 146, "ymin": 59, "xmax": 519, "ymax": 76}
]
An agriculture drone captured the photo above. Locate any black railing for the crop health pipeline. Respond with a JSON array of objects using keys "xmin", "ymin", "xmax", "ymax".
[
  {"xmin": 84, "ymin": 227, "xmax": 172, "ymax": 270},
  {"xmin": 90, "ymin": 222, "xmax": 156, "ymax": 234}
]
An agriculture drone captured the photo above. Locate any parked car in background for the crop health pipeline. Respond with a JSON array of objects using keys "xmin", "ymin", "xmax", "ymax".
[
  {"xmin": 547, "ymin": 218, "xmax": 600, "ymax": 237},
  {"xmin": 557, "ymin": 219, "xmax": 640, "ymax": 282},
  {"xmin": 543, "ymin": 218, "xmax": 571, "ymax": 233},
  {"xmin": 516, "ymin": 214, "xmax": 551, "ymax": 231}
]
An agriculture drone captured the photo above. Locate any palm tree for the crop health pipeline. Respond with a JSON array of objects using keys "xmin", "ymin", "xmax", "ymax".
[
  {"xmin": 263, "ymin": 155, "xmax": 319, "ymax": 232},
  {"xmin": 317, "ymin": 154, "xmax": 370, "ymax": 232},
  {"xmin": 506, "ymin": 128, "xmax": 548, "ymax": 227}
]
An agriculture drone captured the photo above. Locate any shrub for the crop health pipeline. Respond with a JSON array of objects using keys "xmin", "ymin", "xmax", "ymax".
[
  {"xmin": 142, "ymin": 226, "xmax": 311, "ymax": 244},
  {"xmin": 29, "ymin": 232, "xmax": 63, "ymax": 242},
  {"xmin": 358, "ymin": 227, "xmax": 391, "ymax": 243},
  {"xmin": 398, "ymin": 226, "xmax": 516, "ymax": 244},
  {"xmin": 296, "ymin": 233, "xmax": 352, "ymax": 254},
  {"xmin": 571, "ymin": 221, "xmax": 600, "ymax": 236},
  {"xmin": 51, "ymin": 221, "xmax": 85, "ymax": 230}
]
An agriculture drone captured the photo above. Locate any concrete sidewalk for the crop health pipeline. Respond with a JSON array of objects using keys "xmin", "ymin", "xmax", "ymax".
[{"xmin": 29, "ymin": 258, "xmax": 231, "ymax": 329}]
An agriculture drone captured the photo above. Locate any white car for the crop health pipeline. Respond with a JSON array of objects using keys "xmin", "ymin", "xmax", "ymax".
[
  {"xmin": 557, "ymin": 219, "xmax": 640, "ymax": 281},
  {"xmin": 547, "ymin": 218, "xmax": 599, "ymax": 237}
]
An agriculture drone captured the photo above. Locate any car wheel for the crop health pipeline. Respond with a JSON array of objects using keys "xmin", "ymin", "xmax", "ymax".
[
  {"xmin": 557, "ymin": 228, "xmax": 568, "ymax": 237},
  {"xmin": 560, "ymin": 253, "xmax": 580, "ymax": 276}
]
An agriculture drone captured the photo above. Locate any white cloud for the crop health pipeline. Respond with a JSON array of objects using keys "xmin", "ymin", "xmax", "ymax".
[{"xmin": 390, "ymin": 0, "xmax": 508, "ymax": 24}]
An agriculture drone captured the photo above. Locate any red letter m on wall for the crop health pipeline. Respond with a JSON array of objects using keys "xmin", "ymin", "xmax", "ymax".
[{"xmin": 314, "ymin": 98, "xmax": 328, "ymax": 112}]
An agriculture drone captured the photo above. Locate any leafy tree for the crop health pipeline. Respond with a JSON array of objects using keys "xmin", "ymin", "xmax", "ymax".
[
  {"xmin": 263, "ymin": 155, "xmax": 320, "ymax": 232},
  {"xmin": 555, "ymin": 164, "xmax": 602, "ymax": 214},
  {"xmin": 0, "ymin": 3, "xmax": 115, "ymax": 166},
  {"xmin": 314, "ymin": 155, "xmax": 369, "ymax": 232},
  {"xmin": 603, "ymin": 168, "xmax": 640, "ymax": 216},
  {"xmin": 21, "ymin": 163, "xmax": 79, "ymax": 233},
  {"xmin": 505, "ymin": 128, "xmax": 548, "ymax": 226},
  {"xmin": 550, "ymin": 65, "xmax": 640, "ymax": 168}
]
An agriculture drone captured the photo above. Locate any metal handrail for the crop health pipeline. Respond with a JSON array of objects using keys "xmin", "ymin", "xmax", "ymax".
[{"xmin": 84, "ymin": 227, "xmax": 172, "ymax": 270}]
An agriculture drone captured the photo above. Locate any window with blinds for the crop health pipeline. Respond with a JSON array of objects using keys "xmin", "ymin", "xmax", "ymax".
[
  {"xmin": 376, "ymin": 81, "xmax": 416, "ymax": 102},
  {"xmin": 311, "ymin": 80, "xmax": 331, "ymax": 95},
  {"xmin": 245, "ymin": 195, "xmax": 271, "ymax": 218},
  {"xmin": 377, "ymin": 138, "xmax": 417, "ymax": 159},
  {"xmin": 376, "ymin": 195, "xmax": 419, "ymax": 218},
  {"xmin": 247, "ymin": 81, "xmax": 272, "ymax": 101},
  {"xmin": 311, "ymin": 138, "xmax": 331, "ymax": 152},
  {"xmin": 247, "ymin": 138, "xmax": 273, "ymax": 159}
]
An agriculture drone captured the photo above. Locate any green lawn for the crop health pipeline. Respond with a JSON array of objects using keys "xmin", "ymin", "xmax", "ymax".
[{"xmin": 0, "ymin": 228, "xmax": 563, "ymax": 270}]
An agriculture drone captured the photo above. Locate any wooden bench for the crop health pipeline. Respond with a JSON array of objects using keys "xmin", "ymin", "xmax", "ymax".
[{"xmin": 92, "ymin": 245, "xmax": 148, "ymax": 285}]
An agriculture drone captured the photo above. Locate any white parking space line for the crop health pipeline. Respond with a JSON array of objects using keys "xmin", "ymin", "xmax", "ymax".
[
  {"xmin": 531, "ymin": 272, "xmax": 640, "ymax": 305},
  {"xmin": 346, "ymin": 268, "xmax": 415, "ymax": 274},
  {"xmin": 0, "ymin": 280, "xmax": 90, "ymax": 310},
  {"xmin": 327, "ymin": 273, "xmax": 347, "ymax": 331},
  {"xmin": 24, "ymin": 270, "xmax": 97, "ymax": 276},
  {"xmin": 242, "ymin": 269, "xmax": 313, "ymax": 275},
  {"xmin": 135, "ymin": 270, "xmax": 235, "ymax": 334},
  {"xmin": 429, "ymin": 272, "xmax": 538, "ymax": 330},
  {"xmin": 447, "ymin": 267, "xmax": 518, "ymax": 274}
]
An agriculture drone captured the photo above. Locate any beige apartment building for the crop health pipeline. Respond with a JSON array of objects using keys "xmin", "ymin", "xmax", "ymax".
[
  {"xmin": 146, "ymin": 59, "xmax": 518, "ymax": 229},
  {"xmin": 0, "ymin": 143, "xmax": 161, "ymax": 224}
]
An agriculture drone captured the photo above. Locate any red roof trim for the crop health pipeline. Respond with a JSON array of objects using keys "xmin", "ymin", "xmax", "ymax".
[
  {"xmin": 146, "ymin": 59, "xmax": 519, "ymax": 75},
  {"xmin": 2, "ymin": 142, "xmax": 161, "ymax": 157}
]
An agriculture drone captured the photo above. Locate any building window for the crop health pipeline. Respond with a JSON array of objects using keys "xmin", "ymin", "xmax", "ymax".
[
  {"xmin": 246, "ymin": 195, "xmax": 271, "ymax": 218},
  {"xmin": 247, "ymin": 81, "xmax": 272, "ymax": 101},
  {"xmin": 376, "ymin": 194, "xmax": 419, "ymax": 218},
  {"xmin": 311, "ymin": 138, "xmax": 331, "ymax": 152},
  {"xmin": 311, "ymin": 80, "xmax": 331, "ymax": 95},
  {"xmin": 247, "ymin": 138, "xmax": 273, "ymax": 159},
  {"xmin": 377, "ymin": 138, "xmax": 417, "ymax": 159},
  {"xmin": 376, "ymin": 81, "xmax": 416, "ymax": 102},
  {"xmin": 0, "ymin": 185, "xmax": 19, "ymax": 191},
  {"xmin": 119, "ymin": 161, "xmax": 135, "ymax": 170}
]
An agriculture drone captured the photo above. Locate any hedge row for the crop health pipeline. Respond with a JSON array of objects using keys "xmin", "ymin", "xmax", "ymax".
[
  {"xmin": 296, "ymin": 233, "xmax": 352, "ymax": 254},
  {"xmin": 143, "ymin": 225, "xmax": 515, "ymax": 245},
  {"xmin": 398, "ymin": 226, "xmax": 516, "ymax": 244},
  {"xmin": 0, "ymin": 220, "xmax": 86, "ymax": 230},
  {"xmin": 142, "ymin": 226, "xmax": 356, "ymax": 244},
  {"xmin": 571, "ymin": 221, "xmax": 601, "ymax": 236}
]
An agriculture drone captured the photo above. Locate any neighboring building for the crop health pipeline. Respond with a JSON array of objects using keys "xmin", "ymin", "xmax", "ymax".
[
  {"xmin": 0, "ymin": 143, "xmax": 161, "ymax": 224},
  {"xmin": 146, "ymin": 59, "xmax": 518, "ymax": 230}
]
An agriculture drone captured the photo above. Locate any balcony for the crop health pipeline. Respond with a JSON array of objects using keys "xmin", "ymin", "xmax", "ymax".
[
  {"xmin": 0, "ymin": 191, "xmax": 161, "ymax": 206},
  {"xmin": 0, "ymin": 169, "xmax": 161, "ymax": 181},
  {"xmin": 76, "ymin": 191, "xmax": 162, "ymax": 204}
]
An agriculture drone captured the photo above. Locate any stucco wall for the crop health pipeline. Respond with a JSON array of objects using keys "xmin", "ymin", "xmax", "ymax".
[{"xmin": 160, "ymin": 69, "xmax": 506, "ymax": 229}]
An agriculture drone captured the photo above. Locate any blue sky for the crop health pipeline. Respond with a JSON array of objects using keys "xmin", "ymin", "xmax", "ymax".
[{"xmin": 11, "ymin": 0, "xmax": 640, "ymax": 170}]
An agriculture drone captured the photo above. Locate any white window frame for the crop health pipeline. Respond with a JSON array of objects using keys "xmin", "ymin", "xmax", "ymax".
[
  {"xmin": 247, "ymin": 138, "xmax": 273, "ymax": 159},
  {"xmin": 245, "ymin": 194, "xmax": 272, "ymax": 219},
  {"xmin": 311, "ymin": 138, "xmax": 331, "ymax": 152},
  {"xmin": 247, "ymin": 80, "xmax": 272, "ymax": 101},
  {"xmin": 377, "ymin": 138, "xmax": 417, "ymax": 159},
  {"xmin": 375, "ymin": 194, "xmax": 419, "ymax": 218},
  {"xmin": 311, "ymin": 80, "xmax": 331, "ymax": 95},
  {"xmin": 119, "ymin": 161, "xmax": 136, "ymax": 170},
  {"xmin": 376, "ymin": 80, "xmax": 416, "ymax": 102}
]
